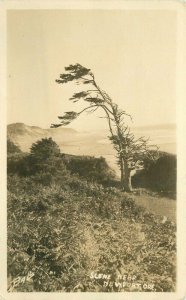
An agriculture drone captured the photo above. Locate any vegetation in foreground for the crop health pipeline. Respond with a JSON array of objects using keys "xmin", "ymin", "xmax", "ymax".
[{"xmin": 7, "ymin": 139, "xmax": 176, "ymax": 292}]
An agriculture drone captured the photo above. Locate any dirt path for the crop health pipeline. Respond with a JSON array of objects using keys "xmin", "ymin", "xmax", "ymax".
[{"xmin": 132, "ymin": 193, "xmax": 176, "ymax": 222}]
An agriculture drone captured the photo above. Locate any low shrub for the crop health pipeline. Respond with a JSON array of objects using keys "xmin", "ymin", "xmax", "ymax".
[
  {"xmin": 132, "ymin": 152, "xmax": 176, "ymax": 194},
  {"xmin": 64, "ymin": 155, "xmax": 116, "ymax": 184}
]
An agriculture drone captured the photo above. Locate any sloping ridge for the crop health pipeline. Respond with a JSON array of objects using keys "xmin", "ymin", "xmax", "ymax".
[{"xmin": 7, "ymin": 123, "xmax": 77, "ymax": 152}]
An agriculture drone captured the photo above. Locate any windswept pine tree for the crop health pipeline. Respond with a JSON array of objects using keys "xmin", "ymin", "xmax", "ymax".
[{"xmin": 52, "ymin": 64, "xmax": 158, "ymax": 191}]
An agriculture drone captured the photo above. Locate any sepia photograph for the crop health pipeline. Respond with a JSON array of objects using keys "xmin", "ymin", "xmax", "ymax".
[{"xmin": 1, "ymin": 1, "xmax": 186, "ymax": 298}]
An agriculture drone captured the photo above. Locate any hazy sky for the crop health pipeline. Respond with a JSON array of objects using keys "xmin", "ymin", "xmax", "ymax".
[{"xmin": 7, "ymin": 9, "xmax": 177, "ymax": 131}]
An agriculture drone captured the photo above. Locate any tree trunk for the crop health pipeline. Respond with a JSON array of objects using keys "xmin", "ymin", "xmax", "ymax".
[
  {"xmin": 120, "ymin": 157, "xmax": 125, "ymax": 189},
  {"xmin": 120, "ymin": 159, "xmax": 132, "ymax": 192},
  {"xmin": 124, "ymin": 171, "xmax": 132, "ymax": 192}
]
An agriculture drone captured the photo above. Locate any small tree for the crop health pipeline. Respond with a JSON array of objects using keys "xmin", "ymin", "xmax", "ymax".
[
  {"xmin": 52, "ymin": 64, "xmax": 158, "ymax": 191},
  {"xmin": 30, "ymin": 137, "xmax": 60, "ymax": 161},
  {"xmin": 28, "ymin": 138, "xmax": 68, "ymax": 185}
]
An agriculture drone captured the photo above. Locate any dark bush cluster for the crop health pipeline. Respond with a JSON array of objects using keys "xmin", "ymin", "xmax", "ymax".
[
  {"xmin": 63, "ymin": 155, "xmax": 116, "ymax": 184},
  {"xmin": 7, "ymin": 138, "xmax": 70, "ymax": 185},
  {"xmin": 7, "ymin": 139, "xmax": 116, "ymax": 186},
  {"xmin": 132, "ymin": 152, "xmax": 176, "ymax": 195}
]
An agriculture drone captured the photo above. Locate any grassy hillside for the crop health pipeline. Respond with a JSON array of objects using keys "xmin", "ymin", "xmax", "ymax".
[
  {"xmin": 7, "ymin": 175, "xmax": 176, "ymax": 292},
  {"xmin": 7, "ymin": 139, "xmax": 176, "ymax": 292}
]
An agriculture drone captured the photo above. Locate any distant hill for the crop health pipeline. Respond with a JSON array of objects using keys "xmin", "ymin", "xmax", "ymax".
[{"xmin": 7, "ymin": 123, "xmax": 77, "ymax": 152}]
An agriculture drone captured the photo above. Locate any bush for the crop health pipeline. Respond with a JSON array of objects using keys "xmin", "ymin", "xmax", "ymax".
[
  {"xmin": 7, "ymin": 138, "xmax": 116, "ymax": 186},
  {"xmin": 29, "ymin": 138, "xmax": 60, "ymax": 173},
  {"xmin": 132, "ymin": 152, "xmax": 176, "ymax": 194},
  {"xmin": 64, "ymin": 155, "xmax": 115, "ymax": 184},
  {"xmin": 7, "ymin": 138, "xmax": 70, "ymax": 185},
  {"xmin": 30, "ymin": 137, "xmax": 60, "ymax": 159},
  {"xmin": 7, "ymin": 154, "xmax": 31, "ymax": 176},
  {"xmin": 148, "ymin": 154, "xmax": 176, "ymax": 192}
]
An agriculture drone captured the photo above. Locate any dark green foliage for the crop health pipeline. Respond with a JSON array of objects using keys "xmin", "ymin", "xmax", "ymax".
[
  {"xmin": 29, "ymin": 138, "xmax": 62, "ymax": 177},
  {"xmin": 29, "ymin": 158, "xmax": 69, "ymax": 186},
  {"xmin": 132, "ymin": 153, "xmax": 176, "ymax": 195},
  {"xmin": 56, "ymin": 64, "xmax": 91, "ymax": 84},
  {"xmin": 7, "ymin": 138, "xmax": 116, "ymax": 186},
  {"xmin": 30, "ymin": 137, "xmax": 60, "ymax": 160},
  {"xmin": 7, "ymin": 138, "xmax": 69, "ymax": 185},
  {"xmin": 148, "ymin": 154, "xmax": 176, "ymax": 192},
  {"xmin": 64, "ymin": 155, "xmax": 115, "ymax": 184},
  {"xmin": 54, "ymin": 111, "xmax": 79, "ymax": 126},
  {"xmin": 7, "ymin": 139, "xmax": 21, "ymax": 155},
  {"xmin": 7, "ymin": 139, "xmax": 29, "ymax": 175},
  {"xmin": 70, "ymin": 91, "xmax": 89, "ymax": 102},
  {"xmin": 7, "ymin": 137, "xmax": 176, "ymax": 194},
  {"xmin": 7, "ymin": 153, "xmax": 30, "ymax": 176}
]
